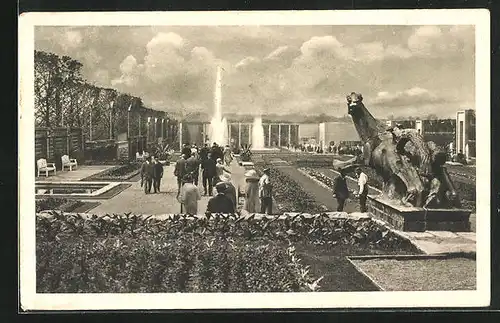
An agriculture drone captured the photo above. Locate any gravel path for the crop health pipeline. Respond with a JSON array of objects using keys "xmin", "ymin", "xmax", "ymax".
[{"xmin": 89, "ymin": 160, "xmax": 246, "ymax": 215}]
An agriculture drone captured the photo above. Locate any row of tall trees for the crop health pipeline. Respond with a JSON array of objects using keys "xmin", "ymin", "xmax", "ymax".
[{"xmin": 34, "ymin": 50, "xmax": 177, "ymax": 142}]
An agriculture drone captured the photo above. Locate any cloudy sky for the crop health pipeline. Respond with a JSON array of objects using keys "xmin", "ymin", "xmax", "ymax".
[{"xmin": 35, "ymin": 25, "xmax": 475, "ymax": 119}]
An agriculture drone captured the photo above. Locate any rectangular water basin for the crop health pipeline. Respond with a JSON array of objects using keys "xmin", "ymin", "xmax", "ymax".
[{"xmin": 35, "ymin": 181, "xmax": 123, "ymax": 199}]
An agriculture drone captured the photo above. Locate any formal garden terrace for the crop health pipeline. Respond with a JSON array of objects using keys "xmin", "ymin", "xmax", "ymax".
[{"xmin": 34, "ymin": 151, "xmax": 477, "ymax": 293}]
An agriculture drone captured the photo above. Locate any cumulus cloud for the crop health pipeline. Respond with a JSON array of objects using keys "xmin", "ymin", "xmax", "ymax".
[
  {"xmin": 372, "ymin": 87, "xmax": 455, "ymax": 108},
  {"xmin": 36, "ymin": 25, "xmax": 474, "ymax": 119},
  {"xmin": 61, "ymin": 30, "xmax": 83, "ymax": 49},
  {"xmin": 407, "ymin": 25, "xmax": 473, "ymax": 57}
]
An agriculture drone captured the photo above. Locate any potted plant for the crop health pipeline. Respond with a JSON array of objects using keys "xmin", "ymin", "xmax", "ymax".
[
  {"xmin": 240, "ymin": 144, "xmax": 252, "ymax": 162},
  {"xmin": 155, "ymin": 142, "xmax": 173, "ymax": 165}
]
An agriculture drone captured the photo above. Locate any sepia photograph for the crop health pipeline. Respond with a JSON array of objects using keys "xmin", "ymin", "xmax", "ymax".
[{"xmin": 18, "ymin": 10, "xmax": 490, "ymax": 310}]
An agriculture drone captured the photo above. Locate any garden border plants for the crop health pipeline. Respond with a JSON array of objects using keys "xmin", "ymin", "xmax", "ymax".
[{"xmin": 36, "ymin": 211, "xmax": 420, "ymax": 293}]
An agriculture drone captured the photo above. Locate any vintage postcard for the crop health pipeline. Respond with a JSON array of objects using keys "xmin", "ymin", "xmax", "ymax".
[{"xmin": 19, "ymin": 10, "xmax": 490, "ymax": 310}]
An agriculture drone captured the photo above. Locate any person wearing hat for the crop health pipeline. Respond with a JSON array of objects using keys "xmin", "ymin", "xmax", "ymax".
[
  {"xmin": 206, "ymin": 182, "xmax": 235, "ymax": 214},
  {"xmin": 178, "ymin": 173, "xmax": 201, "ymax": 215},
  {"xmin": 140, "ymin": 156, "xmax": 154, "ymax": 194},
  {"xmin": 181, "ymin": 143, "xmax": 192, "ymax": 158},
  {"xmin": 354, "ymin": 167, "xmax": 369, "ymax": 212},
  {"xmin": 332, "ymin": 168, "xmax": 349, "ymax": 212},
  {"xmin": 186, "ymin": 151, "xmax": 200, "ymax": 186},
  {"xmin": 220, "ymin": 173, "xmax": 237, "ymax": 210},
  {"xmin": 201, "ymin": 152, "xmax": 217, "ymax": 196},
  {"xmin": 152, "ymin": 155, "xmax": 164, "ymax": 193},
  {"xmin": 243, "ymin": 169, "xmax": 260, "ymax": 213},
  {"xmin": 223, "ymin": 144, "xmax": 233, "ymax": 166},
  {"xmin": 214, "ymin": 157, "xmax": 231, "ymax": 187},
  {"xmin": 199, "ymin": 143, "xmax": 209, "ymax": 161},
  {"xmin": 258, "ymin": 168, "xmax": 273, "ymax": 214},
  {"xmin": 210, "ymin": 142, "xmax": 223, "ymax": 161},
  {"xmin": 174, "ymin": 153, "xmax": 188, "ymax": 198}
]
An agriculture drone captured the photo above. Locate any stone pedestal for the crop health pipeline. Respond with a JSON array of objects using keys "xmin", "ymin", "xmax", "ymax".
[{"xmin": 367, "ymin": 195, "xmax": 471, "ymax": 232}]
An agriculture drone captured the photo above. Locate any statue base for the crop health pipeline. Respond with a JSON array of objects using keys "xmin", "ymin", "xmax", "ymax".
[{"xmin": 367, "ymin": 195, "xmax": 471, "ymax": 232}]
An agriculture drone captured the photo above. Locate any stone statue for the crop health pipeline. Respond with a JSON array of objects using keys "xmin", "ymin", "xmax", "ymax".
[{"xmin": 333, "ymin": 92, "xmax": 461, "ymax": 209}]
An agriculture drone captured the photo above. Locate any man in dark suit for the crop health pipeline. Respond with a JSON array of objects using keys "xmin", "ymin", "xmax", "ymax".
[
  {"xmin": 201, "ymin": 152, "xmax": 217, "ymax": 196},
  {"xmin": 199, "ymin": 143, "xmax": 209, "ymax": 161},
  {"xmin": 206, "ymin": 182, "xmax": 235, "ymax": 214},
  {"xmin": 332, "ymin": 168, "xmax": 349, "ymax": 211},
  {"xmin": 174, "ymin": 153, "xmax": 188, "ymax": 198},
  {"xmin": 181, "ymin": 143, "xmax": 192, "ymax": 158},
  {"xmin": 152, "ymin": 156, "xmax": 164, "ymax": 193},
  {"xmin": 140, "ymin": 156, "xmax": 154, "ymax": 194},
  {"xmin": 186, "ymin": 153, "xmax": 200, "ymax": 186},
  {"xmin": 210, "ymin": 142, "xmax": 223, "ymax": 161}
]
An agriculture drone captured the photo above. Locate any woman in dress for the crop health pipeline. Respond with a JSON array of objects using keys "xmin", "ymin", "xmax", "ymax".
[
  {"xmin": 223, "ymin": 145, "xmax": 233, "ymax": 166},
  {"xmin": 243, "ymin": 169, "xmax": 260, "ymax": 213}
]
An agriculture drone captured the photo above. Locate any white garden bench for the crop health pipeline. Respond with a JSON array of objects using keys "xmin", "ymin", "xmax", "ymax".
[
  {"xmin": 61, "ymin": 155, "xmax": 78, "ymax": 171},
  {"xmin": 37, "ymin": 158, "xmax": 56, "ymax": 177}
]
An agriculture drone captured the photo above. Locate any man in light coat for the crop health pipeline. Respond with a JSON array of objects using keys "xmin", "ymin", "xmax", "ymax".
[
  {"xmin": 258, "ymin": 168, "xmax": 273, "ymax": 215},
  {"xmin": 354, "ymin": 167, "xmax": 369, "ymax": 212},
  {"xmin": 179, "ymin": 174, "xmax": 201, "ymax": 215}
]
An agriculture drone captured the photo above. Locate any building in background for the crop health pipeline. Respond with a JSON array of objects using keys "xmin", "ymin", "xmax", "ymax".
[
  {"xmin": 456, "ymin": 109, "xmax": 476, "ymax": 160},
  {"xmin": 387, "ymin": 109, "xmax": 475, "ymax": 161}
]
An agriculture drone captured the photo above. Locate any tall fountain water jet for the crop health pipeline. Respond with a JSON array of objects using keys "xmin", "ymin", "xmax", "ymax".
[
  {"xmin": 251, "ymin": 115, "xmax": 265, "ymax": 149},
  {"xmin": 209, "ymin": 66, "xmax": 228, "ymax": 145}
]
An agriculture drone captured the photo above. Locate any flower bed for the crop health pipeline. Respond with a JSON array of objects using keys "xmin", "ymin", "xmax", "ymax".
[
  {"xmin": 36, "ymin": 212, "xmax": 418, "ymax": 293},
  {"xmin": 81, "ymin": 162, "xmax": 142, "ymax": 181},
  {"xmin": 36, "ymin": 198, "xmax": 85, "ymax": 213},
  {"xmin": 254, "ymin": 166, "xmax": 325, "ymax": 214}
]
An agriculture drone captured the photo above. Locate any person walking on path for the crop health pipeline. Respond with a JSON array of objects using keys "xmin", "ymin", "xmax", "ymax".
[
  {"xmin": 214, "ymin": 158, "xmax": 231, "ymax": 187},
  {"xmin": 210, "ymin": 142, "xmax": 223, "ymax": 161},
  {"xmin": 332, "ymin": 168, "xmax": 349, "ymax": 211},
  {"xmin": 178, "ymin": 174, "xmax": 201, "ymax": 215},
  {"xmin": 223, "ymin": 144, "xmax": 233, "ymax": 166},
  {"xmin": 181, "ymin": 143, "xmax": 192, "ymax": 158},
  {"xmin": 259, "ymin": 168, "xmax": 273, "ymax": 215},
  {"xmin": 206, "ymin": 182, "xmax": 235, "ymax": 214},
  {"xmin": 152, "ymin": 156, "xmax": 164, "ymax": 193},
  {"xmin": 191, "ymin": 144, "xmax": 199, "ymax": 159},
  {"xmin": 243, "ymin": 169, "xmax": 260, "ymax": 213},
  {"xmin": 354, "ymin": 167, "xmax": 369, "ymax": 212},
  {"xmin": 140, "ymin": 156, "xmax": 154, "ymax": 194},
  {"xmin": 220, "ymin": 173, "xmax": 237, "ymax": 210},
  {"xmin": 174, "ymin": 153, "xmax": 188, "ymax": 198},
  {"xmin": 199, "ymin": 143, "xmax": 209, "ymax": 161},
  {"xmin": 186, "ymin": 152, "xmax": 200, "ymax": 186},
  {"xmin": 201, "ymin": 152, "xmax": 217, "ymax": 196}
]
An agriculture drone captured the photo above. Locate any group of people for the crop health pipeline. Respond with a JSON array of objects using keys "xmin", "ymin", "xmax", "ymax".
[
  {"xmin": 139, "ymin": 155, "xmax": 164, "ymax": 194},
  {"xmin": 332, "ymin": 167, "xmax": 369, "ymax": 212},
  {"xmin": 141, "ymin": 141, "xmax": 369, "ymax": 214},
  {"xmin": 172, "ymin": 142, "xmax": 272, "ymax": 215}
]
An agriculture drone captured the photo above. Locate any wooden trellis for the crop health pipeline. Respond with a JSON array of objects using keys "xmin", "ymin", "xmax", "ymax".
[{"xmin": 35, "ymin": 127, "xmax": 84, "ymax": 165}]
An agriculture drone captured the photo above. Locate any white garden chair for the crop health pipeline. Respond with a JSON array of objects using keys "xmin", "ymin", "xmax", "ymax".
[
  {"xmin": 37, "ymin": 158, "xmax": 56, "ymax": 177},
  {"xmin": 61, "ymin": 155, "xmax": 78, "ymax": 171},
  {"xmin": 136, "ymin": 151, "xmax": 144, "ymax": 161}
]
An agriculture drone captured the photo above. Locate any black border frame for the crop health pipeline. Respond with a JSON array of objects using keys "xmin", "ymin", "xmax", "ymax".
[{"xmin": 13, "ymin": 0, "xmax": 500, "ymax": 320}]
